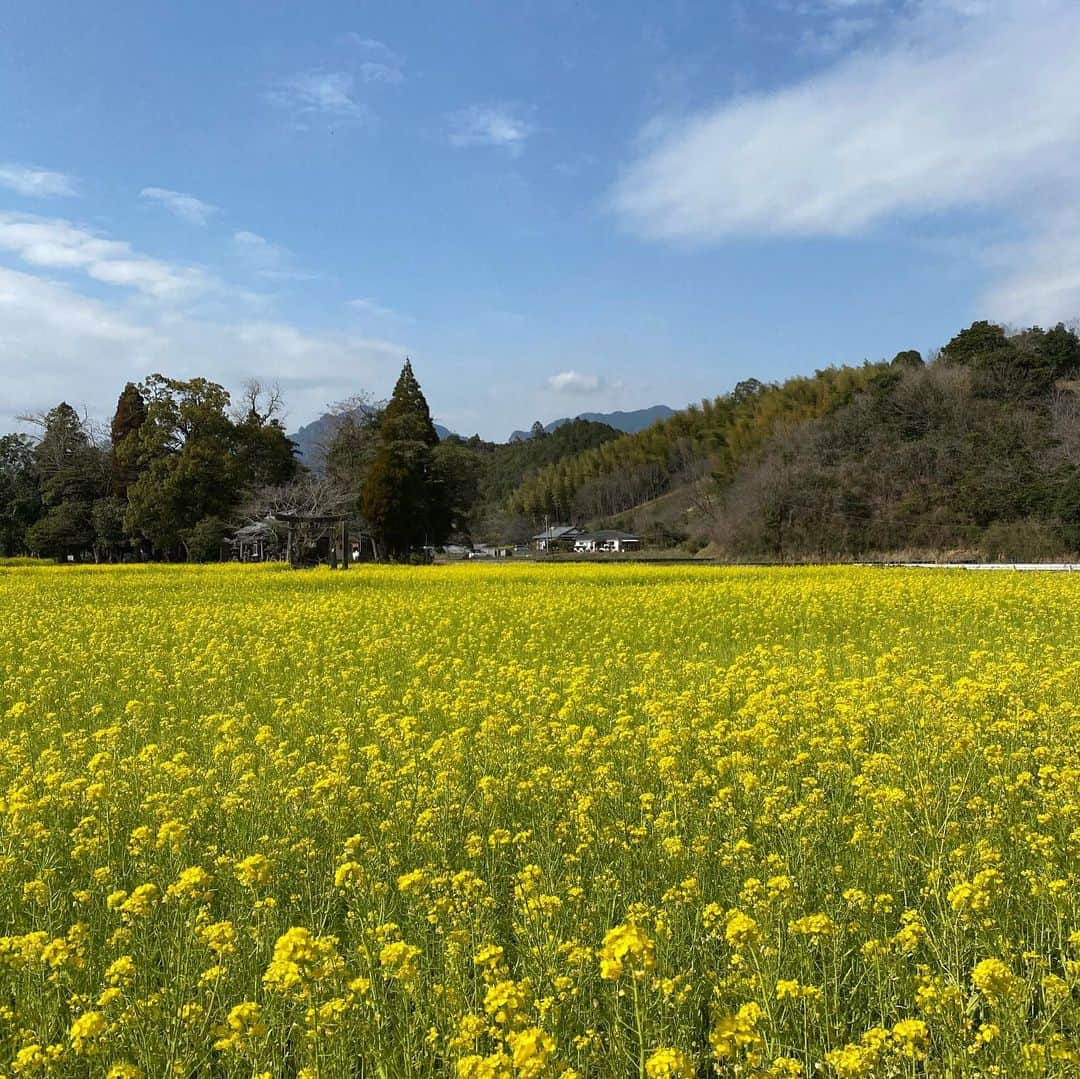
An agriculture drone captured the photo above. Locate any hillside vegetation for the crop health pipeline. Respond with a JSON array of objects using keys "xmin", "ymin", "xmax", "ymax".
[{"xmin": 508, "ymin": 322, "xmax": 1080, "ymax": 560}]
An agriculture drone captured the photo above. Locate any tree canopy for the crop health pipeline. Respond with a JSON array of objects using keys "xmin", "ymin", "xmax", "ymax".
[{"xmin": 358, "ymin": 360, "xmax": 450, "ymax": 558}]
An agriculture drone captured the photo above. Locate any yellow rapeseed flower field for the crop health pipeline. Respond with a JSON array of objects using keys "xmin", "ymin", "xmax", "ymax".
[{"xmin": 1, "ymin": 562, "xmax": 1079, "ymax": 1077}]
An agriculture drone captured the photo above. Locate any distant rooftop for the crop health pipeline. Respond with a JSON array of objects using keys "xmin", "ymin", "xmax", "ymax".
[
  {"xmin": 578, "ymin": 529, "xmax": 639, "ymax": 541},
  {"xmin": 533, "ymin": 525, "xmax": 583, "ymax": 540}
]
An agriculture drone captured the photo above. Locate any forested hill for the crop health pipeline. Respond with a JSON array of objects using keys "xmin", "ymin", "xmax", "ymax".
[
  {"xmin": 508, "ymin": 322, "xmax": 1080, "ymax": 560},
  {"xmin": 510, "ymin": 364, "xmax": 880, "ymax": 525},
  {"xmin": 508, "ymin": 405, "xmax": 675, "ymax": 441}
]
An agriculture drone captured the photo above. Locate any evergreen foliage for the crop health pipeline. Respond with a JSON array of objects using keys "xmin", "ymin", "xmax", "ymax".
[
  {"xmin": 509, "ymin": 321, "xmax": 1080, "ymax": 560},
  {"xmin": 124, "ymin": 375, "xmax": 298, "ymax": 559},
  {"xmin": 360, "ymin": 360, "xmax": 450, "ymax": 557},
  {"xmin": 1, "ymin": 376, "xmax": 298, "ymax": 561},
  {"xmin": 110, "ymin": 382, "xmax": 147, "ymax": 498},
  {"xmin": 24, "ymin": 403, "xmax": 110, "ymax": 560},
  {"xmin": 0, "ymin": 435, "xmax": 40, "ymax": 556}
]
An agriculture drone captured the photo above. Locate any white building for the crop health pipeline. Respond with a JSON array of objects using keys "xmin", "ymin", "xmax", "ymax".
[{"xmin": 571, "ymin": 530, "xmax": 641, "ymax": 553}]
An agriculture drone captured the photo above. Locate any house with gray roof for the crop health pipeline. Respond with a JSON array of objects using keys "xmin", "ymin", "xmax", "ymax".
[{"xmin": 532, "ymin": 525, "xmax": 585, "ymax": 551}]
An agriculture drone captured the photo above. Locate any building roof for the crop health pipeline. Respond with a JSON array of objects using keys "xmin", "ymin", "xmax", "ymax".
[
  {"xmin": 231, "ymin": 520, "xmax": 281, "ymax": 541},
  {"xmin": 533, "ymin": 525, "xmax": 583, "ymax": 540}
]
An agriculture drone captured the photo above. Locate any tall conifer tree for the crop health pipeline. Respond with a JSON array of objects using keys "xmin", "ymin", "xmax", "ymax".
[
  {"xmin": 110, "ymin": 382, "xmax": 147, "ymax": 498},
  {"xmin": 361, "ymin": 360, "xmax": 449, "ymax": 557}
]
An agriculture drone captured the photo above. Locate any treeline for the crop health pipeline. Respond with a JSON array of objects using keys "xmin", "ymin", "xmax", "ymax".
[
  {"xmin": 715, "ymin": 323, "xmax": 1080, "ymax": 560},
  {"xmin": 0, "ymin": 377, "xmax": 297, "ymax": 560},
  {"xmin": 0, "ymin": 358, "xmax": 620, "ymax": 562},
  {"xmin": 505, "ymin": 321, "xmax": 1080, "ymax": 560},
  {"xmin": 6, "ymin": 321, "xmax": 1078, "ymax": 563}
]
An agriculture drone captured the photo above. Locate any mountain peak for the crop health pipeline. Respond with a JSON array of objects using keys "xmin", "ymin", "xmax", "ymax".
[{"xmin": 509, "ymin": 405, "xmax": 674, "ymax": 442}]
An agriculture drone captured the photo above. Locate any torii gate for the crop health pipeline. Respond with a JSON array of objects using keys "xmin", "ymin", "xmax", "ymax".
[{"xmin": 278, "ymin": 513, "xmax": 350, "ymax": 569}]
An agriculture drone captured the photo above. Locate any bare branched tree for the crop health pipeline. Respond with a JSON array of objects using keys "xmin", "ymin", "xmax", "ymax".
[
  {"xmin": 1050, "ymin": 387, "xmax": 1080, "ymax": 465},
  {"xmin": 238, "ymin": 473, "xmax": 356, "ymax": 523},
  {"xmin": 669, "ymin": 435, "xmax": 720, "ymax": 526},
  {"xmin": 233, "ymin": 379, "xmax": 284, "ymax": 425},
  {"xmin": 16, "ymin": 404, "xmax": 109, "ymax": 447}
]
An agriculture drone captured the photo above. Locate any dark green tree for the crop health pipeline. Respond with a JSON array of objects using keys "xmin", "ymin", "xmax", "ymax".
[
  {"xmin": 26, "ymin": 499, "xmax": 94, "ymax": 560},
  {"xmin": 125, "ymin": 377, "xmax": 241, "ymax": 558},
  {"xmin": 124, "ymin": 375, "xmax": 299, "ymax": 559},
  {"xmin": 0, "ymin": 434, "xmax": 41, "ymax": 555},
  {"xmin": 232, "ymin": 379, "xmax": 300, "ymax": 489},
  {"xmin": 941, "ymin": 320, "xmax": 1078, "ymax": 398},
  {"xmin": 891, "ymin": 349, "xmax": 924, "ymax": 368},
  {"xmin": 1038, "ymin": 323, "xmax": 1080, "ymax": 379},
  {"xmin": 939, "ymin": 321, "xmax": 1012, "ymax": 366},
  {"xmin": 110, "ymin": 382, "xmax": 147, "ymax": 498},
  {"xmin": 91, "ymin": 496, "xmax": 128, "ymax": 562},
  {"xmin": 24, "ymin": 403, "xmax": 109, "ymax": 559},
  {"xmin": 361, "ymin": 360, "xmax": 450, "ymax": 558},
  {"xmin": 431, "ymin": 439, "xmax": 485, "ymax": 541},
  {"xmin": 181, "ymin": 515, "xmax": 229, "ymax": 562}
]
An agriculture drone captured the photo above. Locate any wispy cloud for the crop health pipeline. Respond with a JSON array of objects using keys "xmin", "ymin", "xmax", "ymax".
[
  {"xmin": 233, "ymin": 229, "xmax": 283, "ymax": 261},
  {"xmin": 348, "ymin": 296, "xmax": 410, "ymax": 321},
  {"xmin": 0, "ymin": 164, "xmax": 77, "ymax": 198},
  {"xmin": 546, "ymin": 370, "xmax": 605, "ymax": 395},
  {"xmin": 0, "ymin": 212, "xmax": 212, "ymax": 300},
  {"xmin": 339, "ymin": 35, "xmax": 405, "ymax": 84},
  {"xmin": 231, "ymin": 229, "xmax": 319, "ymax": 282},
  {"xmin": 982, "ymin": 208, "xmax": 1080, "ymax": 326},
  {"xmin": 266, "ymin": 71, "xmax": 370, "ymax": 121},
  {"xmin": 612, "ymin": 0, "xmax": 1080, "ymax": 323},
  {"xmin": 799, "ymin": 14, "xmax": 877, "ymax": 54},
  {"xmin": 258, "ymin": 268, "xmax": 321, "ymax": 282},
  {"xmin": 140, "ymin": 186, "xmax": 217, "ymax": 225},
  {"xmin": 446, "ymin": 104, "xmax": 534, "ymax": 153}
]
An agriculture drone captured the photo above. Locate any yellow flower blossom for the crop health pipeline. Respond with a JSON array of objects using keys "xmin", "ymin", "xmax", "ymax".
[
  {"xmin": 598, "ymin": 923, "xmax": 655, "ymax": 980},
  {"xmin": 645, "ymin": 1047, "xmax": 695, "ymax": 1078}
]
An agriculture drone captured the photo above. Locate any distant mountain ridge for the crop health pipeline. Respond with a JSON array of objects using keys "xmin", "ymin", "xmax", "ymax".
[
  {"xmin": 288, "ymin": 409, "xmax": 453, "ymax": 469},
  {"xmin": 509, "ymin": 405, "xmax": 675, "ymax": 442},
  {"xmin": 290, "ymin": 404, "xmax": 672, "ymax": 469}
]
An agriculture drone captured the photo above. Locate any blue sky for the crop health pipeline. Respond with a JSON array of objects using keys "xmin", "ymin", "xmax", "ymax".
[{"xmin": 1, "ymin": 0, "xmax": 1078, "ymax": 439}]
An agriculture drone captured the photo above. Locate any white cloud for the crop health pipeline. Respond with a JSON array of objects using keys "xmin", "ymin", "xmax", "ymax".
[
  {"xmin": 612, "ymin": 0, "xmax": 1080, "ymax": 324},
  {"xmin": 0, "ymin": 213, "xmax": 211, "ymax": 300},
  {"xmin": 614, "ymin": 2, "xmax": 1080, "ymax": 241},
  {"xmin": 799, "ymin": 14, "xmax": 876, "ymax": 53},
  {"xmin": 982, "ymin": 210, "xmax": 1080, "ymax": 326},
  {"xmin": 0, "ymin": 164, "xmax": 77, "ymax": 198},
  {"xmin": 348, "ymin": 297, "xmax": 409, "ymax": 321},
  {"xmin": 267, "ymin": 72, "xmax": 369, "ymax": 121},
  {"xmin": 230, "ymin": 229, "xmax": 318, "ymax": 282},
  {"xmin": 233, "ymin": 229, "xmax": 281, "ymax": 260},
  {"xmin": 339, "ymin": 35, "xmax": 405, "ymax": 84},
  {"xmin": 546, "ymin": 370, "xmax": 604, "ymax": 395},
  {"xmin": 446, "ymin": 104, "xmax": 534, "ymax": 153},
  {"xmin": 140, "ymin": 187, "xmax": 217, "ymax": 225},
  {"xmin": 0, "ymin": 266, "xmax": 156, "ymax": 425},
  {"xmin": 359, "ymin": 61, "xmax": 403, "ymax": 85},
  {"xmin": 0, "ymin": 263, "xmax": 407, "ymax": 431}
]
